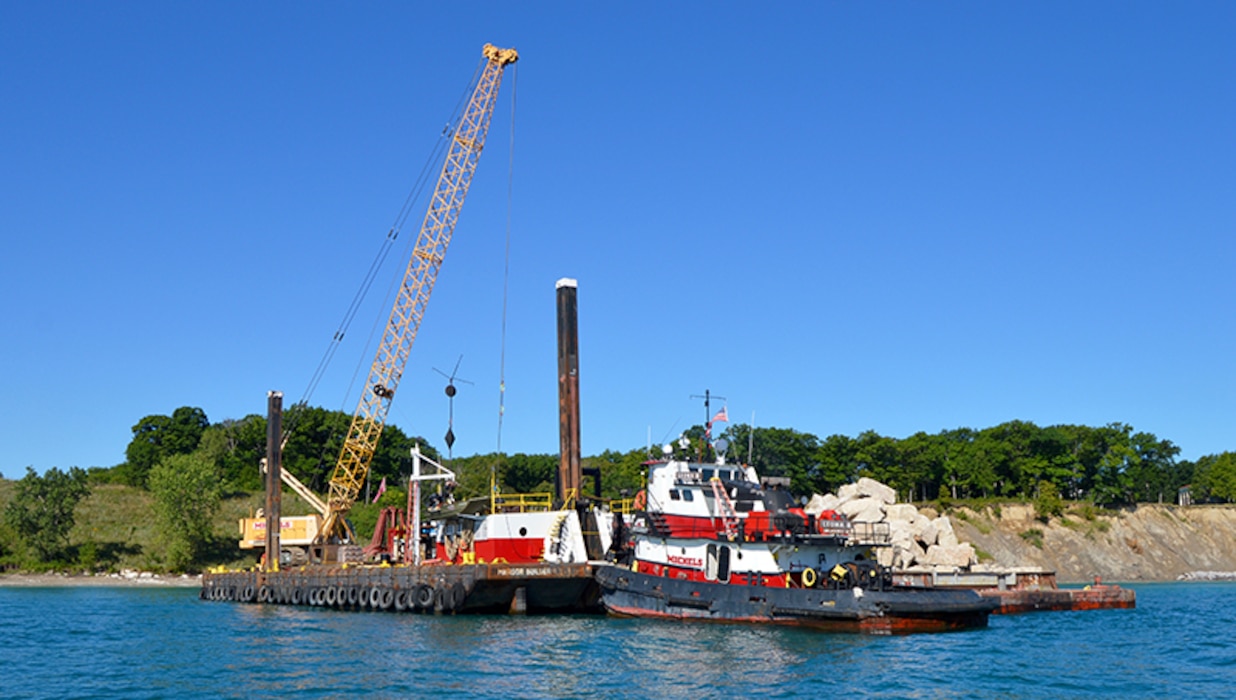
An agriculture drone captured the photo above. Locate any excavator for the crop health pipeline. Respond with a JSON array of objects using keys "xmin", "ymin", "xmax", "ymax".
[{"xmin": 239, "ymin": 43, "xmax": 518, "ymax": 566}]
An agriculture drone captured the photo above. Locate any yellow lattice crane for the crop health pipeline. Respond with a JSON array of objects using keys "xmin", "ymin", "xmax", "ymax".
[{"xmin": 317, "ymin": 43, "xmax": 519, "ymax": 548}]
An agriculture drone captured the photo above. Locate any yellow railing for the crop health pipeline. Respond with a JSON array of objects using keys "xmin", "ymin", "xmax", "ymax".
[
  {"xmin": 490, "ymin": 491, "xmax": 555, "ymax": 513},
  {"xmin": 611, "ymin": 498, "xmax": 636, "ymax": 515}
]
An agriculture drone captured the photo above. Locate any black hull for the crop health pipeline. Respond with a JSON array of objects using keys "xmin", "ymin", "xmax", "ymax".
[
  {"xmin": 595, "ymin": 564, "xmax": 997, "ymax": 634},
  {"xmin": 202, "ymin": 563, "xmax": 600, "ymax": 615}
]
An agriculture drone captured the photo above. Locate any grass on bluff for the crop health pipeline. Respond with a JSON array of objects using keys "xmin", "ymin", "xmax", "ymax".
[{"xmin": 0, "ymin": 477, "xmax": 321, "ymax": 573}]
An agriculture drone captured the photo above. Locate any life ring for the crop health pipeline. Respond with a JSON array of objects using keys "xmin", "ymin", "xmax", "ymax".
[
  {"xmin": 802, "ymin": 567, "xmax": 818, "ymax": 588},
  {"xmin": 415, "ymin": 584, "xmax": 435, "ymax": 610},
  {"xmin": 633, "ymin": 490, "xmax": 647, "ymax": 510}
]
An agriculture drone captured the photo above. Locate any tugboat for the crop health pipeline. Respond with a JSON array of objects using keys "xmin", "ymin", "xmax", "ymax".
[{"xmin": 596, "ymin": 443, "xmax": 998, "ymax": 634}]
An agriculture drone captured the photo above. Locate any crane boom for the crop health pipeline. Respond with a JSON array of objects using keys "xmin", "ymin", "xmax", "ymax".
[{"xmin": 319, "ymin": 44, "xmax": 519, "ymax": 544}]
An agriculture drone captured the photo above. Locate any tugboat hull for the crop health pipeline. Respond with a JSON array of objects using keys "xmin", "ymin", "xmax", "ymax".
[{"xmin": 596, "ymin": 564, "xmax": 997, "ymax": 634}]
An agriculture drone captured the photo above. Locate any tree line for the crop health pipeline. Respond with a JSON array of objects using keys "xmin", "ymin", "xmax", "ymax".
[
  {"xmin": 99, "ymin": 407, "xmax": 1236, "ymax": 508},
  {"xmin": 716, "ymin": 421, "xmax": 1234, "ymax": 507}
]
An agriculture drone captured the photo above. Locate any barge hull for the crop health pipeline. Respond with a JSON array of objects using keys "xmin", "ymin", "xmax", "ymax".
[
  {"xmin": 595, "ymin": 565, "xmax": 995, "ymax": 635},
  {"xmin": 980, "ymin": 586, "xmax": 1136, "ymax": 614},
  {"xmin": 893, "ymin": 569, "xmax": 1136, "ymax": 614},
  {"xmin": 202, "ymin": 562, "xmax": 599, "ymax": 614}
]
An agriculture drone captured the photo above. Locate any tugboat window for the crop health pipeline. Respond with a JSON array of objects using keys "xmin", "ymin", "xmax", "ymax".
[
  {"xmin": 669, "ymin": 490, "xmax": 680, "ymax": 501},
  {"xmin": 682, "ymin": 489, "xmax": 694, "ymax": 502},
  {"xmin": 718, "ymin": 546, "xmax": 731, "ymax": 583}
]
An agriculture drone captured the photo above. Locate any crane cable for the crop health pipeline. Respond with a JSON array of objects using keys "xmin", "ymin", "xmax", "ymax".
[
  {"xmin": 496, "ymin": 61, "xmax": 516, "ymax": 455},
  {"xmin": 492, "ymin": 63, "xmax": 517, "ymax": 498},
  {"xmin": 288, "ymin": 58, "xmax": 486, "ymax": 450}
]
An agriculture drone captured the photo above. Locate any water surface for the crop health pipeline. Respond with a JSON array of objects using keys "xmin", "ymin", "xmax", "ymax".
[{"xmin": 1, "ymin": 583, "xmax": 1232, "ymax": 698}]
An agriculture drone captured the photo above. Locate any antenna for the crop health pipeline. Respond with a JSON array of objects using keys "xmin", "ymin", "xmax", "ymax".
[
  {"xmin": 748, "ymin": 410, "xmax": 756, "ymax": 465},
  {"xmin": 689, "ymin": 389, "xmax": 727, "ymax": 428},
  {"xmin": 433, "ymin": 355, "xmax": 474, "ymax": 459},
  {"xmin": 690, "ymin": 389, "xmax": 727, "ymax": 461}
]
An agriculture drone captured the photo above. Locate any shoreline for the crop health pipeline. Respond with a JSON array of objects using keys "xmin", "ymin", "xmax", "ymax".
[{"xmin": 0, "ymin": 571, "xmax": 202, "ymax": 588}]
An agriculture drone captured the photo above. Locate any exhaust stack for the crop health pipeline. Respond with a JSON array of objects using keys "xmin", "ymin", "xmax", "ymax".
[
  {"xmin": 556, "ymin": 278, "xmax": 581, "ymax": 506},
  {"xmin": 264, "ymin": 391, "xmax": 283, "ymax": 572}
]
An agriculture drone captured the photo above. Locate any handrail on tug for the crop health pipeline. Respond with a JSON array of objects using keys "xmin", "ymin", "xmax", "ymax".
[{"xmin": 490, "ymin": 491, "xmax": 554, "ymax": 513}]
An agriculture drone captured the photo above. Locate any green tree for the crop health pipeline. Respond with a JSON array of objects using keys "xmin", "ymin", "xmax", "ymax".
[
  {"xmin": 4, "ymin": 467, "xmax": 91, "ymax": 563},
  {"xmin": 740, "ymin": 426, "xmax": 820, "ymax": 495},
  {"xmin": 210, "ymin": 414, "xmax": 268, "ymax": 490},
  {"xmin": 118, "ymin": 406, "xmax": 210, "ymax": 487},
  {"xmin": 148, "ymin": 453, "xmax": 221, "ymax": 571},
  {"xmin": 502, "ymin": 453, "xmax": 557, "ymax": 494},
  {"xmin": 1126, "ymin": 432, "xmax": 1181, "ymax": 503},
  {"xmin": 1195, "ymin": 452, "xmax": 1236, "ymax": 502},
  {"xmin": 812, "ymin": 434, "xmax": 860, "ymax": 495},
  {"xmin": 586, "ymin": 448, "xmax": 651, "ymax": 500},
  {"xmin": 1034, "ymin": 480, "xmax": 1065, "ymax": 521},
  {"xmin": 1092, "ymin": 440, "xmax": 1137, "ymax": 506}
]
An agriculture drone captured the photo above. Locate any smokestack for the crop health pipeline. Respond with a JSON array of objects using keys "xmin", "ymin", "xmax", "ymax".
[
  {"xmin": 556, "ymin": 278, "xmax": 581, "ymax": 506},
  {"xmin": 264, "ymin": 391, "xmax": 283, "ymax": 572}
]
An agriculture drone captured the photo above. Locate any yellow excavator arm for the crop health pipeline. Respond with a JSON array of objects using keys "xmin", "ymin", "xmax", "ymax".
[{"xmin": 319, "ymin": 44, "xmax": 519, "ymax": 544}]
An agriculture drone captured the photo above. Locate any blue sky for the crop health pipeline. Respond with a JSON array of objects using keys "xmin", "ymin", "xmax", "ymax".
[{"xmin": 2, "ymin": 2, "xmax": 1233, "ymax": 475}]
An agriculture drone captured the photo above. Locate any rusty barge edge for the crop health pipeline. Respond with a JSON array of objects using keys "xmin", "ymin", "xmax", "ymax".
[{"xmin": 892, "ymin": 568, "xmax": 1135, "ymax": 614}]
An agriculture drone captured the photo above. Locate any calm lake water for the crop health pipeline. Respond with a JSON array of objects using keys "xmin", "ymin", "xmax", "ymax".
[{"xmin": 1, "ymin": 582, "xmax": 1233, "ymax": 699}]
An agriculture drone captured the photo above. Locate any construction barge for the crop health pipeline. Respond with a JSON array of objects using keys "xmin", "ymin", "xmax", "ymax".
[
  {"xmin": 202, "ymin": 562, "xmax": 598, "ymax": 614},
  {"xmin": 893, "ymin": 568, "xmax": 1135, "ymax": 614}
]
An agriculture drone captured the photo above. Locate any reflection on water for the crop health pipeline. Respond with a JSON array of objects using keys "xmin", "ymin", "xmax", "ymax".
[{"xmin": 1, "ymin": 584, "xmax": 1234, "ymax": 699}]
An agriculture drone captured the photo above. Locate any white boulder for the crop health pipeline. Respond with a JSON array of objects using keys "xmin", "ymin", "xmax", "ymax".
[
  {"xmin": 837, "ymin": 483, "xmax": 859, "ymax": 503},
  {"xmin": 885, "ymin": 503, "xmax": 919, "ymax": 522},
  {"xmin": 804, "ymin": 493, "xmax": 841, "ymax": 515},
  {"xmin": 915, "ymin": 516, "xmax": 939, "ymax": 547},
  {"xmin": 923, "ymin": 543, "xmax": 977, "ymax": 569},
  {"xmin": 934, "ymin": 516, "xmax": 959, "ymax": 547},
  {"xmin": 839, "ymin": 497, "xmax": 886, "ymax": 523},
  {"xmin": 855, "ymin": 477, "xmax": 897, "ymax": 505}
]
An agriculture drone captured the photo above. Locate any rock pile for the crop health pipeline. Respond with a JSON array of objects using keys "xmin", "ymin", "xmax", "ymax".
[{"xmin": 804, "ymin": 477, "xmax": 977, "ymax": 571}]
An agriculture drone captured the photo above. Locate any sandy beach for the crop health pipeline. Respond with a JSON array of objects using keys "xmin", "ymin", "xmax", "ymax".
[{"xmin": 0, "ymin": 571, "xmax": 202, "ymax": 588}]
